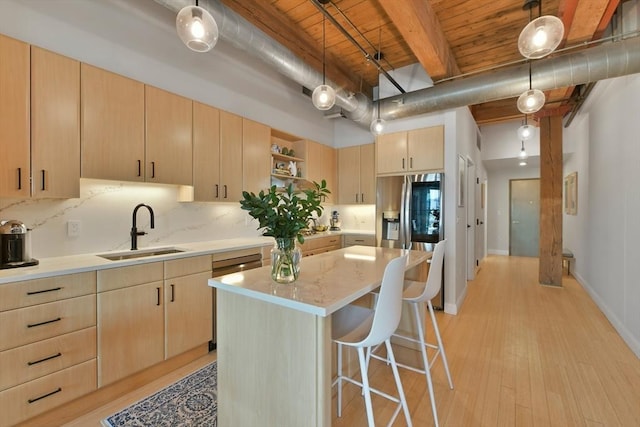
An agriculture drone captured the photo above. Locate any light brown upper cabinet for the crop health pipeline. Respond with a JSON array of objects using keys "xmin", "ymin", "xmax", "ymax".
[
  {"xmin": 0, "ymin": 35, "xmax": 30, "ymax": 198},
  {"xmin": 243, "ymin": 118, "xmax": 271, "ymax": 195},
  {"xmin": 338, "ymin": 143, "xmax": 375, "ymax": 204},
  {"xmin": 218, "ymin": 111, "xmax": 243, "ymax": 201},
  {"xmin": 192, "ymin": 102, "xmax": 220, "ymax": 201},
  {"xmin": 376, "ymin": 125, "xmax": 444, "ymax": 175},
  {"xmin": 306, "ymin": 140, "xmax": 337, "ymax": 204},
  {"xmin": 0, "ymin": 36, "xmax": 80, "ymax": 199},
  {"xmin": 81, "ymin": 64, "xmax": 145, "ymax": 182},
  {"xmin": 31, "ymin": 47, "xmax": 80, "ymax": 199},
  {"xmin": 145, "ymin": 86, "xmax": 193, "ymax": 185},
  {"xmin": 193, "ymin": 104, "xmax": 243, "ymax": 202}
]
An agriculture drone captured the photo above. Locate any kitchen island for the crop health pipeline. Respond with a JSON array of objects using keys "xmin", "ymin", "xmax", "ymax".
[{"xmin": 209, "ymin": 245, "xmax": 430, "ymax": 427}]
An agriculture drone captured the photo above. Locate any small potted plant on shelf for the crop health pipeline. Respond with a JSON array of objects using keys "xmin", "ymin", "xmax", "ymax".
[{"xmin": 240, "ymin": 180, "xmax": 330, "ymax": 284}]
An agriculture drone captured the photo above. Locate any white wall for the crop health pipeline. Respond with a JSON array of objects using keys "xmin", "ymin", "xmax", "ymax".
[{"xmin": 563, "ymin": 74, "xmax": 640, "ymax": 358}]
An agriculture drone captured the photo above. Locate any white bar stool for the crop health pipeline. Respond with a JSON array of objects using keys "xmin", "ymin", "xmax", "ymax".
[
  {"xmin": 370, "ymin": 239, "xmax": 452, "ymax": 427},
  {"xmin": 332, "ymin": 254, "xmax": 412, "ymax": 427}
]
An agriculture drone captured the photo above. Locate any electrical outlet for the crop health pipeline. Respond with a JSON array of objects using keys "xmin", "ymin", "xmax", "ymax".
[{"xmin": 67, "ymin": 220, "xmax": 81, "ymax": 237}]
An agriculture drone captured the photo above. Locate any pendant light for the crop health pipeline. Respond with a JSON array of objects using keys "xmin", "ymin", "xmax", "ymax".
[
  {"xmin": 312, "ymin": 9, "xmax": 336, "ymax": 110},
  {"xmin": 176, "ymin": 0, "xmax": 218, "ymax": 53},
  {"xmin": 518, "ymin": 0, "xmax": 564, "ymax": 59},
  {"xmin": 370, "ymin": 99, "xmax": 385, "ymax": 135},
  {"xmin": 517, "ymin": 61, "xmax": 545, "ymax": 114},
  {"xmin": 518, "ymin": 140, "xmax": 529, "ymax": 160},
  {"xmin": 517, "ymin": 115, "xmax": 534, "ymax": 141}
]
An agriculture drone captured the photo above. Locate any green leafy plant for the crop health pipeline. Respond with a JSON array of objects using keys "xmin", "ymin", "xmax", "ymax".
[{"xmin": 240, "ymin": 180, "xmax": 330, "ymax": 243}]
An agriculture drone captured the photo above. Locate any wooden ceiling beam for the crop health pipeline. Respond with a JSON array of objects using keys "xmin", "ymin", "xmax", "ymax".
[
  {"xmin": 218, "ymin": 0, "xmax": 372, "ymax": 96},
  {"xmin": 564, "ymin": 0, "xmax": 614, "ymax": 43},
  {"xmin": 378, "ymin": 0, "xmax": 460, "ymax": 80}
]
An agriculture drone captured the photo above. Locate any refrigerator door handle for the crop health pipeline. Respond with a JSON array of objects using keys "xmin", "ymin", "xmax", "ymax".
[{"xmin": 403, "ymin": 175, "xmax": 412, "ymax": 250}]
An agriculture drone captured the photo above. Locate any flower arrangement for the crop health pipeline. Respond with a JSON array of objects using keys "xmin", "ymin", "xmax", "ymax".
[
  {"xmin": 240, "ymin": 180, "xmax": 330, "ymax": 283},
  {"xmin": 239, "ymin": 180, "xmax": 330, "ymax": 243}
]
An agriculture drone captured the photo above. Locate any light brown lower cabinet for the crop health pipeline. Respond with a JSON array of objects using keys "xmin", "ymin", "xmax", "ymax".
[
  {"xmin": 0, "ymin": 272, "xmax": 97, "ymax": 426},
  {"xmin": 0, "ymin": 359, "xmax": 96, "ymax": 427},
  {"xmin": 164, "ymin": 255, "xmax": 212, "ymax": 359},
  {"xmin": 97, "ymin": 256, "xmax": 212, "ymax": 387},
  {"xmin": 300, "ymin": 235, "xmax": 342, "ymax": 257},
  {"xmin": 97, "ymin": 280, "xmax": 165, "ymax": 387}
]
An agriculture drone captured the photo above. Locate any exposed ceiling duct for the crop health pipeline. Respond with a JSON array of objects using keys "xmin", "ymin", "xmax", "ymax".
[{"xmin": 155, "ymin": 0, "xmax": 640, "ymax": 128}]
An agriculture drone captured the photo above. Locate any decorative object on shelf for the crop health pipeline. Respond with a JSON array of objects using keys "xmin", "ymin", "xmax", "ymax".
[
  {"xmin": 312, "ymin": 6, "xmax": 336, "ymax": 110},
  {"xmin": 518, "ymin": 0, "xmax": 564, "ymax": 59},
  {"xmin": 271, "ymin": 143, "xmax": 280, "ymax": 153},
  {"xmin": 175, "ymin": 0, "xmax": 218, "ymax": 53},
  {"xmin": 240, "ymin": 181, "xmax": 330, "ymax": 283},
  {"xmin": 288, "ymin": 161, "xmax": 297, "ymax": 178},
  {"xmin": 281, "ymin": 147, "xmax": 289, "ymax": 155}
]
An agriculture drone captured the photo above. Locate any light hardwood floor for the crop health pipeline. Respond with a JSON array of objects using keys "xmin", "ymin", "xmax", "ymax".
[{"xmin": 59, "ymin": 255, "xmax": 640, "ymax": 426}]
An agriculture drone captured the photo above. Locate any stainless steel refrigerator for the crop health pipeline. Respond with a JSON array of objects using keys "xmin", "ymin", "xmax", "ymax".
[{"xmin": 376, "ymin": 173, "xmax": 444, "ymax": 309}]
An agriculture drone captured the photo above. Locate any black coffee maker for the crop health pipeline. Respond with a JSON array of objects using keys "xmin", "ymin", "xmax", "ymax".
[{"xmin": 0, "ymin": 220, "xmax": 38, "ymax": 269}]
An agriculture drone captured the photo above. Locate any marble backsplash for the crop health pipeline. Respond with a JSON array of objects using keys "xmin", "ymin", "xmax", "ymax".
[{"xmin": 0, "ymin": 179, "xmax": 375, "ymax": 259}]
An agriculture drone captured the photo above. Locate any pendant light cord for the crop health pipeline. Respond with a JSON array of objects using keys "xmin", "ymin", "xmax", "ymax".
[{"xmin": 322, "ymin": 12, "xmax": 326, "ymax": 85}]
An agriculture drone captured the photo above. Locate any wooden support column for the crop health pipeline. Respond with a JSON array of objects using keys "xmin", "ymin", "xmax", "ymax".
[{"xmin": 539, "ymin": 115, "xmax": 563, "ymax": 286}]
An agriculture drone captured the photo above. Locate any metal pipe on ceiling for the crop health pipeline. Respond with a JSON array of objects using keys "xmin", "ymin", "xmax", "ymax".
[
  {"xmin": 309, "ymin": 0, "xmax": 406, "ymax": 95},
  {"xmin": 154, "ymin": 0, "xmax": 640, "ymax": 129}
]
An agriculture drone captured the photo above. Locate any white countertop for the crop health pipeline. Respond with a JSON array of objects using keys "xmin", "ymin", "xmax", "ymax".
[
  {"xmin": 209, "ymin": 246, "xmax": 429, "ymax": 317},
  {"xmin": 0, "ymin": 231, "xmax": 374, "ymax": 284},
  {"xmin": 0, "ymin": 237, "xmax": 273, "ymax": 284}
]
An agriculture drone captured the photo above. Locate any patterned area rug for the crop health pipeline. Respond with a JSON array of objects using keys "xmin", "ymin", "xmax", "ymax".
[{"xmin": 102, "ymin": 362, "xmax": 217, "ymax": 427}]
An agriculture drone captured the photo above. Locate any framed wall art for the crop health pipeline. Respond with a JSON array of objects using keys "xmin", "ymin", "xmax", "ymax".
[
  {"xmin": 564, "ymin": 171, "xmax": 578, "ymax": 215},
  {"xmin": 458, "ymin": 155, "xmax": 466, "ymax": 207}
]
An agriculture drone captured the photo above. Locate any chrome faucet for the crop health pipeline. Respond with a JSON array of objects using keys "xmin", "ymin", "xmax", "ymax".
[{"xmin": 131, "ymin": 203, "xmax": 155, "ymax": 250}]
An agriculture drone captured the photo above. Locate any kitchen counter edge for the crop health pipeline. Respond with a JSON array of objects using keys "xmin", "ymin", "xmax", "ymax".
[{"xmin": 0, "ymin": 231, "xmax": 374, "ymax": 284}]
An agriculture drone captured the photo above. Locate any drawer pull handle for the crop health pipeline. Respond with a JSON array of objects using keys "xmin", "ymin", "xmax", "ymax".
[
  {"xmin": 171, "ymin": 284, "xmax": 175, "ymax": 302},
  {"xmin": 355, "ymin": 239, "xmax": 365, "ymax": 242},
  {"xmin": 156, "ymin": 287, "xmax": 161, "ymax": 306},
  {"xmin": 27, "ymin": 287, "xmax": 62, "ymax": 296},
  {"xmin": 28, "ymin": 387, "xmax": 62, "ymax": 404},
  {"xmin": 28, "ymin": 352, "xmax": 62, "ymax": 366},
  {"xmin": 27, "ymin": 317, "xmax": 62, "ymax": 328}
]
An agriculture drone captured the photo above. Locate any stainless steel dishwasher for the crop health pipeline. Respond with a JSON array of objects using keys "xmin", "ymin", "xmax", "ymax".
[{"xmin": 210, "ymin": 251, "xmax": 263, "ymax": 350}]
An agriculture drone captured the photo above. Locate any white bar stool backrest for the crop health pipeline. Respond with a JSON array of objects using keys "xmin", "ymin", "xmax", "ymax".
[
  {"xmin": 416, "ymin": 239, "xmax": 446, "ymax": 302},
  {"xmin": 359, "ymin": 254, "xmax": 408, "ymax": 348}
]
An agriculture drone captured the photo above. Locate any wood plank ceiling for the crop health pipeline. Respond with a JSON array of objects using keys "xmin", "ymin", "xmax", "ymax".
[{"xmin": 220, "ymin": 0, "xmax": 620, "ymax": 125}]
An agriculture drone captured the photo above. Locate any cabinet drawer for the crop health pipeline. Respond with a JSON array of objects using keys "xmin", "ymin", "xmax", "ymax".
[
  {"xmin": 0, "ymin": 327, "xmax": 96, "ymax": 391},
  {"xmin": 302, "ymin": 235, "xmax": 341, "ymax": 251},
  {"xmin": 0, "ymin": 272, "xmax": 96, "ymax": 312},
  {"xmin": 0, "ymin": 294, "xmax": 96, "ymax": 351},
  {"xmin": 344, "ymin": 235, "xmax": 376, "ymax": 247},
  {"xmin": 0, "ymin": 358, "xmax": 96, "ymax": 427},
  {"xmin": 97, "ymin": 261, "xmax": 163, "ymax": 292},
  {"xmin": 164, "ymin": 255, "xmax": 211, "ymax": 279}
]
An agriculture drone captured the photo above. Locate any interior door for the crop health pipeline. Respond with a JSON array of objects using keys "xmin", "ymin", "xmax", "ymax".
[
  {"xmin": 466, "ymin": 160, "xmax": 476, "ymax": 280},
  {"xmin": 510, "ymin": 179, "xmax": 540, "ymax": 257}
]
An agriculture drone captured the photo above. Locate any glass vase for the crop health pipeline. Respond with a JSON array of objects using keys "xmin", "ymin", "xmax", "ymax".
[{"xmin": 271, "ymin": 237, "xmax": 302, "ymax": 284}]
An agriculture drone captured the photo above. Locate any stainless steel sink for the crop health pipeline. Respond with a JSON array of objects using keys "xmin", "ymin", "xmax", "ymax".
[{"xmin": 97, "ymin": 247, "xmax": 186, "ymax": 261}]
